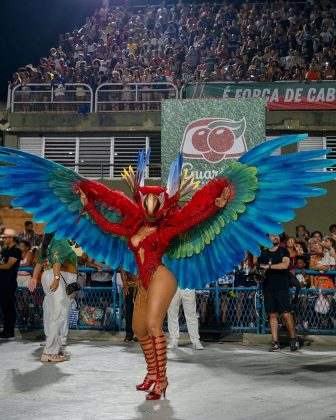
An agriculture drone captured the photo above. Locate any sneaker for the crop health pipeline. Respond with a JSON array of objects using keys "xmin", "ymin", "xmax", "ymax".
[
  {"xmin": 290, "ymin": 337, "xmax": 299, "ymax": 352},
  {"xmin": 269, "ymin": 341, "xmax": 280, "ymax": 352},
  {"xmin": 0, "ymin": 332, "xmax": 15, "ymax": 340},
  {"xmin": 167, "ymin": 339, "xmax": 178, "ymax": 349},
  {"xmin": 192, "ymin": 340, "xmax": 204, "ymax": 350}
]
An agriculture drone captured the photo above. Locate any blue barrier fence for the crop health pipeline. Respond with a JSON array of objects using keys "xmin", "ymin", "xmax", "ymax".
[{"xmin": 2, "ymin": 267, "xmax": 336, "ymax": 335}]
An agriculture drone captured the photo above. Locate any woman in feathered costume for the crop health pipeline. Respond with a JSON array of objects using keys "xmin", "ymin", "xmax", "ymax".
[{"xmin": 0, "ymin": 134, "xmax": 334, "ymax": 400}]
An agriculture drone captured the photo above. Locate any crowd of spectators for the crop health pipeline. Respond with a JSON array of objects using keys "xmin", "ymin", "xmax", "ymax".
[
  {"xmin": 9, "ymin": 0, "xmax": 336, "ymax": 104},
  {"xmin": 284, "ymin": 224, "xmax": 336, "ymax": 286}
]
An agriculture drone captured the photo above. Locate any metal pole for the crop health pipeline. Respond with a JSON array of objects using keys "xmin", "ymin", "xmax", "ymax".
[
  {"xmin": 113, "ymin": 271, "xmax": 117, "ymax": 331},
  {"xmin": 215, "ymin": 280, "xmax": 220, "ymax": 327},
  {"xmin": 118, "ymin": 288, "xmax": 123, "ymax": 331},
  {"xmin": 256, "ymin": 285, "xmax": 261, "ymax": 334},
  {"xmin": 260, "ymin": 284, "xmax": 266, "ymax": 334}
]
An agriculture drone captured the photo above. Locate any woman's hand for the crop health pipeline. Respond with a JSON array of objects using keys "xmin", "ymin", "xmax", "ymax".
[
  {"xmin": 50, "ymin": 279, "xmax": 59, "ymax": 292},
  {"xmin": 215, "ymin": 186, "xmax": 230, "ymax": 208},
  {"xmin": 28, "ymin": 278, "xmax": 37, "ymax": 293},
  {"xmin": 76, "ymin": 188, "xmax": 88, "ymax": 207},
  {"xmin": 123, "ymin": 284, "xmax": 129, "ymax": 296}
]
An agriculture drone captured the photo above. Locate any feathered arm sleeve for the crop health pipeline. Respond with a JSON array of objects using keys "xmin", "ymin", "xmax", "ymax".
[
  {"xmin": 79, "ymin": 180, "xmax": 140, "ymax": 237},
  {"xmin": 161, "ymin": 178, "xmax": 229, "ymax": 243}
]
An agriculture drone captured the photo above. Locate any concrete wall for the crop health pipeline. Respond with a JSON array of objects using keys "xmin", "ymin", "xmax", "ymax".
[{"xmin": 5, "ymin": 109, "xmax": 336, "ymax": 135}]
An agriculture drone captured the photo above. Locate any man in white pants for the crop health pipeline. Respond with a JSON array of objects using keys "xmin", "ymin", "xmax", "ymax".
[
  {"xmin": 29, "ymin": 233, "xmax": 77, "ymax": 362},
  {"xmin": 42, "ymin": 273, "xmax": 76, "ymax": 346},
  {"xmin": 40, "ymin": 270, "xmax": 72, "ymax": 348},
  {"xmin": 167, "ymin": 287, "xmax": 204, "ymax": 350}
]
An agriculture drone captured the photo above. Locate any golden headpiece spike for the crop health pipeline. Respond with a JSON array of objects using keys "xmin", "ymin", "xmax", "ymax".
[
  {"xmin": 121, "ymin": 165, "xmax": 136, "ymax": 193},
  {"xmin": 179, "ymin": 167, "xmax": 200, "ymax": 199}
]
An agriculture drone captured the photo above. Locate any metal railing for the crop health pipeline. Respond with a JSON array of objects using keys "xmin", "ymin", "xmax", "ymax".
[
  {"xmin": 261, "ymin": 288, "xmax": 336, "ymax": 335},
  {"xmin": 2, "ymin": 267, "xmax": 335, "ymax": 335},
  {"xmin": 8, "ymin": 82, "xmax": 178, "ymax": 113},
  {"xmin": 95, "ymin": 82, "xmax": 179, "ymax": 112},
  {"xmin": 11, "ymin": 83, "xmax": 94, "ymax": 113}
]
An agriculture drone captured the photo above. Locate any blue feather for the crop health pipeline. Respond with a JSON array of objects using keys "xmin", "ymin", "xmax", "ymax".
[{"xmin": 239, "ymin": 134, "xmax": 307, "ymax": 165}]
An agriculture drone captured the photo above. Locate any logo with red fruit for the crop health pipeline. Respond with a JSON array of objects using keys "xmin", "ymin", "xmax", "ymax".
[{"xmin": 180, "ymin": 117, "xmax": 247, "ymax": 163}]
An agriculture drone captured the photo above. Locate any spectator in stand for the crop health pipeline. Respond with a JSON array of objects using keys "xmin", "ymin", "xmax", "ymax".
[
  {"xmin": 310, "ymin": 230, "xmax": 323, "ymax": 243},
  {"xmin": 305, "ymin": 63, "xmax": 322, "ymax": 80},
  {"xmin": 292, "ymin": 255, "xmax": 310, "ymax": 289},
  {"xmin": 329, "ymin": 224, "xmax": 336, "ymax": 241},
  {"xmin": 152, "ymin": 67, "xmax": 166, "ymax": 109},
  {"xmin": 322, "ymin": 236, "xmax": 336, "ymax": 265},
  {"xmin": 322, "ymin": 62, "xmax": 335, "ymax": 80},
  {"xmin": 295, "ymin": 224, "xmax": 309, "ymax": 244},
  {"xmin": 266, "ymin": 59, "xmax": 282, "ymax": 81},
  {"xmin": 291, "ymin": 255, "xmax": 310, "ymax": 329},
  {"xmin": 309, "ymin": 242, "xmax": 335, "ymax": 289},
  {"xmin": 141, "ymin": 67, "xmax": 153, "ymax": 110},
  {"xmin": 9, "ymin": 72, "xmax": 21, "ymax": 91},
  {"xmin": 121, "ymin": 68, "xmax": 133, "ymax": 111},
  {"xmin": 17, "ymin": 240, "xmax": 33, "ymax": 287},
  {"xmin": 18, "ymin": 221, "xmax": 41, "ymax": 248},
  {"xmin": 285, "ymin": 237, "xmax": 298, "ymax": 264}
]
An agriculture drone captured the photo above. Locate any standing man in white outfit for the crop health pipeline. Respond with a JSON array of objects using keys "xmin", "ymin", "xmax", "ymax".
[
  {"xmin": 42, "ymin": 292, "xmax": 71, "ymax": 346},
  {"xmin": 167, "ymin": 287, "xmax": 204, "ymax": 350},
  {"xmin": 29, "ymin": 233, "xmax": 77, "ymax": 362}
]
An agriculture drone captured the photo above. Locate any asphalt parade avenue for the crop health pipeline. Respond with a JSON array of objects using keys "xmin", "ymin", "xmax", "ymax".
[{"xmin": 0, "ymin": 336, "xmax": 335, "ymax": 420}]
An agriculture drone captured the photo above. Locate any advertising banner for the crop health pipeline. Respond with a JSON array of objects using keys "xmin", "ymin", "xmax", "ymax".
[
  {"xmin": 161, "ymin": 98, "xmax": 266, "ymax": 186},
  {"xmin": 185, "ymin": 81, "xmax": 336, "ymax": 110}
]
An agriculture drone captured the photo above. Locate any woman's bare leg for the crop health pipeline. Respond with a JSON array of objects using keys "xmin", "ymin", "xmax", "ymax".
[
  {"xmin": 146, "ymin": 266, "xmax": 177, "ymax": 396},
  {"xmin": 132, "ymin": 286, "xmax": 148, "ymax": 339},
  {"xmin": 146, "ymin": 266, "xmax": 178, "ymax": 336},
  {"xmin": 132, "ymin": 268, "xmax": 177, "ymax": 390},
  {"xmin": 132, "ymin": 287, "xmax": 157, "ymax": 384}
]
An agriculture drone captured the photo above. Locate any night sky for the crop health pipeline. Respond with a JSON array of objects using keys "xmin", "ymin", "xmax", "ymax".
[{"xmin": 0, "ymin": 0, "xmax": 102, "ymax": 101}]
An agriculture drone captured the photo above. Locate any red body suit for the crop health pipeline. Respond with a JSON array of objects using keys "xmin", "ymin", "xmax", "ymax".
[{"xmin": 81, "ymin": 178, "xmax": 228, "ymax": 289}]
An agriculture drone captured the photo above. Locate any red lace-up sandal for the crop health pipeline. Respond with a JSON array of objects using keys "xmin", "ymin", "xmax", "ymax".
[
  {"xmin": 146, "ymin": 334, "xmax": 168, "ymax": 400},
  {"xmin": 136, "ymin": 335, "xmax": 156, "ymax": 391}
]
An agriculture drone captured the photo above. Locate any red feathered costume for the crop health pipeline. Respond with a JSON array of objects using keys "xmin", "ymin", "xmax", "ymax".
[{"xmin": 81, "ymin": 178, "xmax": 228, "ymax": 289}]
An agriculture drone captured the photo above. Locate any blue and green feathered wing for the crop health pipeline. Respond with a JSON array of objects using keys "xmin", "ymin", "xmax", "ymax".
[
  {"xmin": 0, "ymin": 133, "xmax": 334, "ymax": 288},
  {"xmin": 0, "ymin": 147, "xmax": 137, "ymax": 274},
  {"xmin": 163, "ymin": 133, "xmax": 336, "ymax": 288}
]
